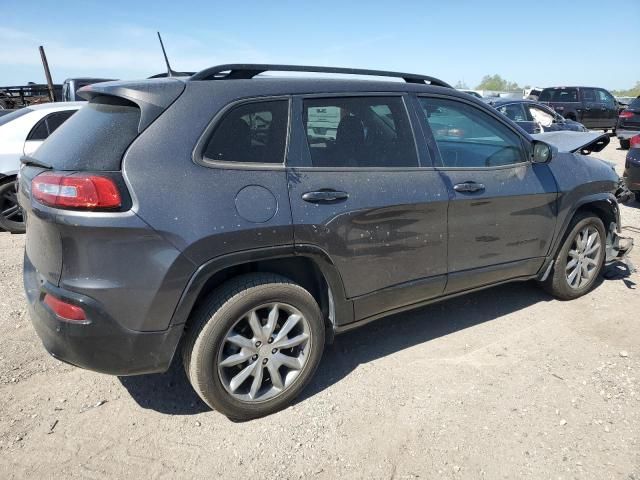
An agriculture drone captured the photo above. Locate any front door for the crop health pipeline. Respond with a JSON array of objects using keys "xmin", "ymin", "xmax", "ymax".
[
  {"xmin": 596, "ymin": 89, "xmax": 618, "ymax": 130},
  {"xmin": 287, "ymin": 94, "xmax": 449, "ymax": 321},
  {"xmin": 416, "ymin": 95, "xmax": 558, "ymax": 293}
]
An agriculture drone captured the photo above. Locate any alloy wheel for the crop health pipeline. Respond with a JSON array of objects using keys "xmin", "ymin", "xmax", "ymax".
[
  {"xmin": 217, "ymin": 302, "xmax": 312, "ymax": 402},
  {"xmin": 565, "ymin": 225, "xmax": 602, "ymax": 289}
]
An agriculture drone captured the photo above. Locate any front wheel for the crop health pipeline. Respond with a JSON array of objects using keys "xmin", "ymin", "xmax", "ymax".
[
  {"xmin": 182, "ymin": 273, "xmax": 325, "ymax": 420},
  {"xmin": 620, "ymin": 138, "xmax": 630, "ymax": 150},
  {"xmin": 0, "ymin": 180, "xmax": 26, "ymax": 234},
  {"xmin": 542, "ymin": 213, "xmax": 606, "ymax": 300}
]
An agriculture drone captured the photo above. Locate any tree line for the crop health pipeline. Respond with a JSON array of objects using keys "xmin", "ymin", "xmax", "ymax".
[{"xmin": 455, "ymin": 75, "xmax": 639, "ymax": 96}]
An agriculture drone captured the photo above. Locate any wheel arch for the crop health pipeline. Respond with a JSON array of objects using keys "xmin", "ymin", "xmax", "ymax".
[
  {"xmin": 538, "ymin": 193, "xmax": 619, "ymax": 280},
  {"xmin": 171, "ymin": 245, "xmax": 352, "ymax": 341}
]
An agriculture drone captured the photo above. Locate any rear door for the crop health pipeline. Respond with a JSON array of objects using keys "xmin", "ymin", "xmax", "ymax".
[
  {"xmin": 579, "ymin": 88, "xmax": 599, "ymax": 128},
  {"xmin": 287, "ymin": 94, "xmax": 449, "ymax": 321},
  {"xmin": 415, "ymin": 95, "xmax": 558, "ymax": 293}
]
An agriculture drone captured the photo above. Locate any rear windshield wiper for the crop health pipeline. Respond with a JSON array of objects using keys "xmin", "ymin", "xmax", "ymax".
[{"xmin": 20, "ymin": 155, "xmax": 52, "ymax": 169}]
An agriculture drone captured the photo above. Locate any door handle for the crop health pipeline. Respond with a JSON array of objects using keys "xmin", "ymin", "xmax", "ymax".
[
  {"xmin": 453, "ymin": 182, "xmax": 485, "ymax": 193},
  {"xmin": 302, "ymin": 190, "xmax": 349, "ymax": 203}
]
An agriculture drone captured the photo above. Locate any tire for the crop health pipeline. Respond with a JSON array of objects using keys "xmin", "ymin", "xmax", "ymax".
[
  {"xmin": 182, "ymin": 273, "xmax": 325, "ymax": 420},
  {"xmin": 0, "ymin": 179, "xmax": 26, "ymax": 234},
  {"xmin": 620, "ymin": 138, "xmax": 630, "ymax": 150},
  {"xmin": 635, "ymin": 192, "xmax": 640, "ymax": 203},
  {"xmin": 542, "ymin": 213, "xmax": 606, "ymax": 300}
]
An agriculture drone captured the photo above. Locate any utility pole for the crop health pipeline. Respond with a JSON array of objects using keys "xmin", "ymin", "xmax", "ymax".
[{"xmin": 39, "ymin": 46, "xmax": 56, "ymax": 102}]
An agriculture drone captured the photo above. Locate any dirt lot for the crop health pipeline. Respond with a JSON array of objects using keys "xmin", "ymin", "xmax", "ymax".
[{"xmin": 1, "ymin": 140, "xmax": 639, "ymax": 479}]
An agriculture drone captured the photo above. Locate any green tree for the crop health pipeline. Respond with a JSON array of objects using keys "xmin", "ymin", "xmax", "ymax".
[
  {"xmin": 612, "ymin": 81, "xmax": 640, "ymax": 97},
  {"xmin": 476, "ymin": 74, "xmax": 520, "ymax": 91}
]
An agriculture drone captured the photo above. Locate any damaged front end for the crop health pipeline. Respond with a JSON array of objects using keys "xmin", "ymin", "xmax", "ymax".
[{"xmin": 605, "ymin": 221, "xmax": 635, "ymax": 271}]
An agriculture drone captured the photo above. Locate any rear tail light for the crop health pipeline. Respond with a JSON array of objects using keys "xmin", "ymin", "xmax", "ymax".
[
  {"xmin": 631, "ymin": 135, "xmax": 640, "ymax": 149},
  {"xmin": 619, "ymin": 110, "xmax": 634, "ymax": 119},
  {"xmin": 43, "ymin": 294, "xmax": 87, "ymax": 322},
  {"xmin": 32, "ymin": 172, "xmax": 121, "ymax": 210}
]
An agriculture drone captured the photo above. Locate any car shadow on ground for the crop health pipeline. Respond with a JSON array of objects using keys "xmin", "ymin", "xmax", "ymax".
[
  {"xmin": 118, "ymin": 267, "xmax": 635, "ymax": 417},
  {"xmin": 119, "ymin": 280, "xmax": 552, "ymax": 416}
]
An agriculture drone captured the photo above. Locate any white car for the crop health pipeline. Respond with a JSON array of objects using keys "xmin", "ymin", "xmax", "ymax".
[{"xmin": 0, "ymin": 102, "xmax": 83, "ymax": 233}]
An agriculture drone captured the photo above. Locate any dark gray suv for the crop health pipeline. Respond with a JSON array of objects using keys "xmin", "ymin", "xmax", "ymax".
[{"xmin": 19, "ymin": 65, "xmax": 633, "ymax": 420}]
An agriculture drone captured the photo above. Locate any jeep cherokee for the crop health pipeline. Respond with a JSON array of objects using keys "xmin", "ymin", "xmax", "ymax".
[{"xmin": 19, "ymin": 64, "xmax": 633, "ymax": 420}]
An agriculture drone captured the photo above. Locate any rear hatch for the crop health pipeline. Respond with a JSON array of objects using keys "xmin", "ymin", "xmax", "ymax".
[
  {"xmin": 617, "ymin": 97, "xmax": 640, "ymax": 131},
  {"xmin": 19, "ymin": 78, "xmax": 185, "ymax": 286}
]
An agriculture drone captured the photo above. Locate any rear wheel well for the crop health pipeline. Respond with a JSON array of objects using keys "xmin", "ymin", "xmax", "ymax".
[{"xmin": 187, "ymin": 256, "xmax": 333, "ymax": 332}]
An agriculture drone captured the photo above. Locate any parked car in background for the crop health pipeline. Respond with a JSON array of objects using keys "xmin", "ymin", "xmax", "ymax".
[
  {"xmin": 616, "ymin": 96, "xmax": 640, "ymax": 149},
  {"xmin": 623, "ymin": 134, "xmax": 640, "ymax": 201},
  {"xmin": 0, "ymin": 102, "xmax": 82, "ymax": 233},
  {"xmin": 19, "ymin": 64, "xmax": 632, "ymax": 420},
  {"xmin": 62, "ymin": 78, "xmax": 115, "ymax": 101},
  {"xmin": 616, "ymin": 97, "xmax": 635, "ymax": 108},
  {"xmin": 538, "ymin": 86, "xmax": 618, "ymax": 131},
  {"xmin": 458, "ymin": 89, "xmax": 483, "ymax": 99},
  {"xmin": 524, "ymin": 87, "xmax": 542, "ymax": 100},
  {"xmin": 489, "ymin": 99, "xmax": 588, "ymax": 134}
]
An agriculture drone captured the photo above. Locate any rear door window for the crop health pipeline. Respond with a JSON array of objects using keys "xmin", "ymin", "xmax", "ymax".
[
  {"xmin": 302, "ymin": 96, "xmax": 418, "ymax": 168},
  {"xmin": 553, "ymin": 88, "xmax": 578, "ymax": 102},
  {"xmin": 203, "ymin": 100, "xmax": 289, "ymax": 164},
  {"xmin": 581, "ymin": 88, "xmax": 597, "ymax": 102},
  {"xmin": 418, "ymin": 97, "xmax": 525, "ymax": 168},
  {"xmin": 496, "ymin": 103, "xmax": 528, "ymax": 122}
]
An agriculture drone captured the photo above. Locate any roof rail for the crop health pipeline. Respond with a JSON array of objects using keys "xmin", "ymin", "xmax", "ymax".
[{"xmin": 190, "ymin": 64, "xmax": 452, "ymax": 88}]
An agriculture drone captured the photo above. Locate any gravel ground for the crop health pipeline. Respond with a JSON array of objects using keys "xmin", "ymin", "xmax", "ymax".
[{"xmin": 0, "ymin": 140, "xmax": 639, "ymax": 479}]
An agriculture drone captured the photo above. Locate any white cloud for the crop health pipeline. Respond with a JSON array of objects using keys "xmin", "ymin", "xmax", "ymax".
[{"xmin": 0, "ymin": 24, "xmax": 271, "ymax": 82}]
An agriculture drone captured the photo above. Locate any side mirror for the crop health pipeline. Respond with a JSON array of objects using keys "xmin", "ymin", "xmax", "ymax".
[{"xmin": 532, "ymin": 140, "xmax": 553, "ymax": 164}]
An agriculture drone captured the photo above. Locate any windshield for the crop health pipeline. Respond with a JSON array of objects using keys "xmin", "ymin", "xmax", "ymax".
[{"xmin": 0, "ymin": 108, "xmax": 32, "ymax": 127}]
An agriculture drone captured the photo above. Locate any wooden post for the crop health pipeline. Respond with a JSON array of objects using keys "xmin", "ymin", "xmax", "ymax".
[{"xmin": 39, "ymin": 46, "xmax": 56, "ymax": 102}]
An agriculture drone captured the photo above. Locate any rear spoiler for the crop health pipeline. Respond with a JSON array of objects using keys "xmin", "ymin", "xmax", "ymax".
[
  {"xmin": 78, "ymin": 78, "xmax": 186, "ymax": 131},
  {"xmin": 531, "ymin": 131, "xmax": 609, "ymax": 155}
]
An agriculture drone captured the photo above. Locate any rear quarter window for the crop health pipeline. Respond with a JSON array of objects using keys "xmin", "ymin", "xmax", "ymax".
[{"xmin": 32, "ymin": 96, "xmax": 140, "ymax": 170}]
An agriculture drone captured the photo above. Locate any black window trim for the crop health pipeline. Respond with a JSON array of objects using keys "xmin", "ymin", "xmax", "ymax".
[
  {"xmin": 415, "ymin": 93, "xmax": 532, "ymax": 171},
  {"xmin": 291, "ymin": 92, "xmax": 430, "ymax": 171},
  {"xmin": 26, "ymin": 115, "xmax": 49, "ymax": 141},
  {"xmin": 193, "ymin": 95, "xmax": 292, "ymax": 171}
]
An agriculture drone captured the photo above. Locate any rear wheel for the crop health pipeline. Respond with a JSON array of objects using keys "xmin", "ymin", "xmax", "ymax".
[
  {"xmin": 182, "ymin": 273, "xmax": 325, "ymax": 420},
  {"xmin": 0, "ymin": 179, "xmax": 25, "ymax": 234},
  {"xmin": 542, "ymin": 213, "xmax": 605, "ymax": 300},
  {"xmin": 620, "ymin": 138, "xmax": 630, "ymax": 150}
]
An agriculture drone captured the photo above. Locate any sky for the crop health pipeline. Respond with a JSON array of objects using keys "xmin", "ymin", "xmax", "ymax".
[{"xmin": 1, "ymin": 0, "xmax": 638, "ymax": 91}]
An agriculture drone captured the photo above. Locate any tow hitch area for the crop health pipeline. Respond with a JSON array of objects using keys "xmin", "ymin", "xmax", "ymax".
[{"xmin": 606, "ymin": 224, "xmax": 635, "ymax": 272}]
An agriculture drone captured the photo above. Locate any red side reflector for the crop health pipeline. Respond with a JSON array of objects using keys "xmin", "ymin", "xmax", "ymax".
[
  {"xmin": 631, "ymin": 135, "xmax": 640, "ymax": 148},
  {"xmin": 32, "ymin": 172, "xmax": 121, "ymax": 210},
  {"xmin": 619, "ymin": 110, "xmax": 634, "ymax": 119},
  {"xmin": 44, "ymin": 294, "xmax": 87, "ymax": 322}
]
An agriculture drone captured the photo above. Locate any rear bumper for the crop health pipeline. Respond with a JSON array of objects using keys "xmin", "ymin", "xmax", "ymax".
[{"xmin": 24, "ymin": 253, "xmax": 184, "ymax": 376}]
